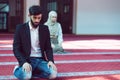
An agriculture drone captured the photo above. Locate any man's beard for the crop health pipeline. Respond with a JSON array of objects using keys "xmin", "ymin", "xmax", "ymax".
[{"xmin": 31, "ymin": 20, "xmax": 40, "ymax": 28}]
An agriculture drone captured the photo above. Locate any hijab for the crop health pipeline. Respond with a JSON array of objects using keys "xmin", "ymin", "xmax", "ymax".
[{"xmin": 45, "ymin": 11, "xmax": 59, "ymax": 36}]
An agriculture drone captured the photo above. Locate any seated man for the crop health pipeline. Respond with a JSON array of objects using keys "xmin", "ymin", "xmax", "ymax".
[
  {"xmin": 13, "ymin": 5, "xmax": 57, "ymax": 80},
  {"xmin": 44, "ymin": 11, "xmax": 64, "ymax": 53}
]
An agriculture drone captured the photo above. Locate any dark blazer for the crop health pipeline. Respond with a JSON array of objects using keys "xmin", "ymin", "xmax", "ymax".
[{"xmin": 13, "ymin": 22, "xmax": 54, "ymax": 66}]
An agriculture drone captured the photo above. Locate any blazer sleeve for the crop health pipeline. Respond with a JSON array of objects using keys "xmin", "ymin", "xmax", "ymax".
[
  {"xmin": 13, "ymin": 25, "xmax": 27, "ymax": 66},
  {"xmin": 44, "ymin": 26, "xmax": 54, "ymax": 63}
]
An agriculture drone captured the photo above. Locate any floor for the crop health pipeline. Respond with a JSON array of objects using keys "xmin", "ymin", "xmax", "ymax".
[{"xmin": 0, "ymin": 34, "xmax": 120, "ymax": 80}]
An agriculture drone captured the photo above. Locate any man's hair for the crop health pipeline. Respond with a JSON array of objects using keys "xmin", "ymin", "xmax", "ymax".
[{"xmin": 29, "ymin": 5, "xmax": 43, "ymax": 15}]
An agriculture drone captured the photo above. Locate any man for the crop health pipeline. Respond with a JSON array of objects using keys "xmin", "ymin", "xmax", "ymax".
[{"xmin": 13, "ymin": 5, "xmax": 57, "ymax": 80}]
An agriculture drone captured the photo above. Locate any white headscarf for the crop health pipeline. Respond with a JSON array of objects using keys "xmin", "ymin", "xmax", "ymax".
[
  {"xmin": 45, "ymin": 11, "xmax": 59, "ymax": 36},
  {"xmin": 45, "ymin": 11, "xmax": 57, "ymax": 26}
]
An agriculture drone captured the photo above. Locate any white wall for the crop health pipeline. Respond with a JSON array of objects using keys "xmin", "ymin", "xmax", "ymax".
[
  {"xmin": 75, "ymin": 0, "xmax": 120, "ymax": 35},
  {"xmin": 24, "ymin": 0, "xmax": 40, "ymax": 22}
]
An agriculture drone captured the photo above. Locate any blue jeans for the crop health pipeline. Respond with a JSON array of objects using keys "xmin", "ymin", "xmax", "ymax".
[{"xmin": 14, "ymin": 57, "xmax": 56, "ymax": 80}]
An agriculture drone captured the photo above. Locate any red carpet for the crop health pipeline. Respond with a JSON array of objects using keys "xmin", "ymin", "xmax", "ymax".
[
  {"xmin": 1, "ymin": 34, "xmax": 120, "ymax": 80},
  {"xmin": 1, "ymin": 54, "xmax": 120, "ymax": 62}
]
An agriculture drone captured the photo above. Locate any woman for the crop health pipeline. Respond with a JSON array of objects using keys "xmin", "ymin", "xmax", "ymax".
[{"xmin": 44, "ymin": 11, "xmax": 64, "ymax": 53}]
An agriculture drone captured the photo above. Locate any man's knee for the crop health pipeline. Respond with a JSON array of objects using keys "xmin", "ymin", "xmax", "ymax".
[{"xmin": 13, "ymin": 66, "xmax": 32, "ymax": 80}]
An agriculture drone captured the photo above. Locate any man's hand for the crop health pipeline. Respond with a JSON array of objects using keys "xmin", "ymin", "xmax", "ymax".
[
  {"xmin": 48, "ymin": 61, "xmax": 57, "ymax": 71},
  {"xmin": 22, "ymin": 62, "xmax": 32, "ymax": 72}
]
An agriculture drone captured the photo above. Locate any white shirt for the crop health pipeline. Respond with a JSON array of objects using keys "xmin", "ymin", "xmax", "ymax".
[{"xmin": 29, "ymin": 22, "xmax": 42, "ymax": 57}]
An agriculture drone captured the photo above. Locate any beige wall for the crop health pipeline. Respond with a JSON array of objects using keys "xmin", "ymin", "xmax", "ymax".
[{"xmin": 23, "ymin": 0, "xmax": 40, "ymax": 22}]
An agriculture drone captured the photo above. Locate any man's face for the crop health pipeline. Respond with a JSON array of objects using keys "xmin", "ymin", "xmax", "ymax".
[{"xmin": 30, "ymin": 14, "xmax": 42, "ymax": 28}]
